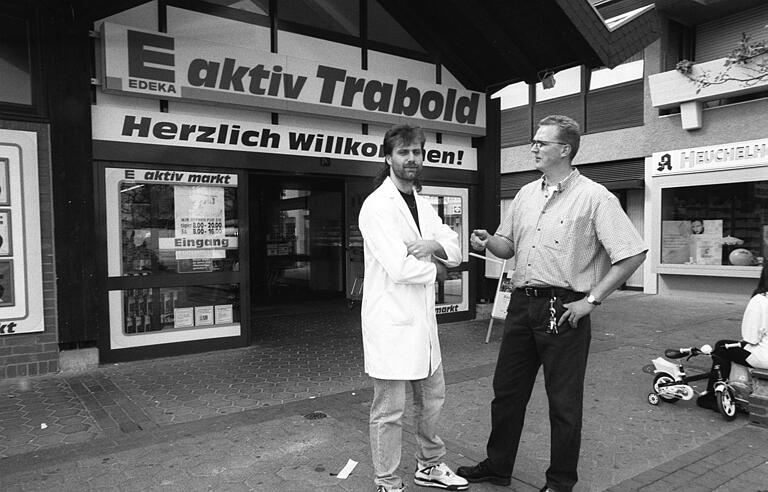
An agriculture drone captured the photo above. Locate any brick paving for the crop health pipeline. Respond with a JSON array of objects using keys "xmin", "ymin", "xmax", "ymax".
[{"xmin": 1, "ymin": 293, "xmax": 768, "ymax": 491}]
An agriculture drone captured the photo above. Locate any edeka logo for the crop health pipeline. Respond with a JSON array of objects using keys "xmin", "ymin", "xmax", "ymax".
[{"xmin": 127, "ymin": 30, "xmax": 177, "ymax": 94}]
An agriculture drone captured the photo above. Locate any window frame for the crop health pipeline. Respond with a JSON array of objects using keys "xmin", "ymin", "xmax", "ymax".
[{"xmin": 0, "ymin": 1, "xmax": 45, "ymax": 120}]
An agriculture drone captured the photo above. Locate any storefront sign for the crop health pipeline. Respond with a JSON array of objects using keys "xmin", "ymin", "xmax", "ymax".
[
  {"xmin": 652, "ymin": 138, "xmax": 768, "ymax": 176},
  {"xmin": 101, "ymin": 22, "xmax": 484, "ymax": 135},
  {"xmin": 93, "ymin": 107, "xmax": 478, "ymax": 170}
]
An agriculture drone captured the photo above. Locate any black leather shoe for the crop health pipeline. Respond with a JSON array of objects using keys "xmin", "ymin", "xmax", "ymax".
[{"xmin": 456, "ymin": 459, "xmax": 511, "ymax": 486}]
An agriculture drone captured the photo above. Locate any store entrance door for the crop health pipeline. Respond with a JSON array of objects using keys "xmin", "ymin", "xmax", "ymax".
[{"xmin": 249, "ymin": 175, "xmax": 345, "ymax": 311}]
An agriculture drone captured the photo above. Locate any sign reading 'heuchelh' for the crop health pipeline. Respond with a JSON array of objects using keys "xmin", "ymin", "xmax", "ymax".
[{"xmin": 101, "ymin": 23, "xmax": 485, "ymax": 135}]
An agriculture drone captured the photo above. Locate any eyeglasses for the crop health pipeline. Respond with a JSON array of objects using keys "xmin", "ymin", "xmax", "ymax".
[{"xmin": 530, "ymin": 139, "xmax": 568, "ymax": 149}]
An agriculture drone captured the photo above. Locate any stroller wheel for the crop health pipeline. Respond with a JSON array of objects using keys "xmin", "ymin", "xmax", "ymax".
[
  {"xmin": 716, "ymin": 387, "xmax": 737, "ymax": 421},
  {"xmin": 647, "ymin": 392, "xmax": 660, "ymax": 405},
  {"xmin": 653, "ymin": 373, "xmax": 680, "ymax": 403}
]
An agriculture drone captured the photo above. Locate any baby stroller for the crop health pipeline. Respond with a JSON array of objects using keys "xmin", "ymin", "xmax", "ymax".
[{"xmin": 647, "ymin": 343, "xmax": 753, "ymax": 421}]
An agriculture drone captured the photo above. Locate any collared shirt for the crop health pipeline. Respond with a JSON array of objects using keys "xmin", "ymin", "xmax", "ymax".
[{"xmin": 495, "ymin": 168, "xmax": 647, "ymax": 293}]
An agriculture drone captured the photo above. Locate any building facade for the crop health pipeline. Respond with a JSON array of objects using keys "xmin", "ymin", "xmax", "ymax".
[
  {"xmin": 495, "ymin": 0, "xmax": 768, "ymax": 300},
  {"xmin": 0, "ymin": 0, "xmax": 658, "ymax": 379}
]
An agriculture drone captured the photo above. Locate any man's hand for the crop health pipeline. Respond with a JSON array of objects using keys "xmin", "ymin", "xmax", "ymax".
[
  {"xmin": 470, "ymin": 229, "xmax": 490, "ymax": 251},
  {"xmin": 406, "ymin": 239, "xmax": 441, "ymax": 258},
  {"xmin": 434, "ymin": 259, "xmax": 448, "ymax": 282},
  {"xmin": 559, "ymin": 299, "xmax": 595, "ymax": 327}
]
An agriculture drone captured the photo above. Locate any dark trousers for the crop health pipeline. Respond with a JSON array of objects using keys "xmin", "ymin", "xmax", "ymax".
[
  {"xmin": 706, "ymin": 339, "xmax": 753, "ymax": 392},
  {"xmin": 486, "ymin": 290, "xmax": 591, "ymax": 492}
]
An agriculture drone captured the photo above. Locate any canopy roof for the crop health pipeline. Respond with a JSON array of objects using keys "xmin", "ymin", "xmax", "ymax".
[{"xmin": 67, "ymin": 0, "xmax": 660, "ymax": 91}]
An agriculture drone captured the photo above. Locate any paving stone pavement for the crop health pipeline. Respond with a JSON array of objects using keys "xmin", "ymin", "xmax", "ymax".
[{"xmin": 1, "ymin": 292, "xmax": 768, "ymax": 491}]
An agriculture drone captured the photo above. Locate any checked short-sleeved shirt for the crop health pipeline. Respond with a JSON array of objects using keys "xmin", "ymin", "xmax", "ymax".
[{"xmin": 495, "ymin": 168, "xmax": 647, "ymax": 293}]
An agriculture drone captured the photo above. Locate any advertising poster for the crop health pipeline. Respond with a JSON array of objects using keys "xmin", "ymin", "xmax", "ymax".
[
  {"xmin": 174, "ymin": 307, "xmax": 194, "ymax": 328},
  {"xmin": 174, "ymin": 186, "xmax": 225, "ymax": 237},
  {"xmin": 491, "ymin": 267, "xmax": 514, "ymax": 320},
  {"xmin": 215, "ymin": 304, "xmax": 233, "ymax": 324},
  {"xmin": 0, "ymin": 210, "xmax": 11, "ymax": 256},
  {"xmin": 0, "ymin": 159, "xmax": 8, "ymax": 205},
  {"xmin": 662, "ymin": 219, "xmax": 722, "ymax": 264},
  {"xmin": 0, "ymin": 260, "xmax": 14, "ymax": 306},
  {"xmin": 194, "ymin": 306, "xmax": 214, "ymax": 326},
  {"xmin": 173, "ymin": 185, "xmax": 225, "ymax": 261}
]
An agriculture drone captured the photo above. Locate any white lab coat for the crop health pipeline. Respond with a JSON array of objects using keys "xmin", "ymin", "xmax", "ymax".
[{"xmin": 359, "ymin": 177, "xmax": 461, "ymax": 380}]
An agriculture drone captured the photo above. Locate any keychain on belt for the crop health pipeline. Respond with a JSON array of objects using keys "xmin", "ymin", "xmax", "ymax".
[{"xmin": 547, "ymin": 297, "xmax": 558, "ymax": 335}]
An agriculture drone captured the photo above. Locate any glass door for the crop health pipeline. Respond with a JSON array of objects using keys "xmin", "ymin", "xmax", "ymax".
[
  {"xmin": 250, "ymin": 176, "xmax": 344, "ymax": 304},
  {"xmin": 421, "ymin": 185, "xmax": 470, "ymax": 319}
]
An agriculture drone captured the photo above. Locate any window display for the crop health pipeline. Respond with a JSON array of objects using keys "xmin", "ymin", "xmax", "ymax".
[
  {"xmin": 122, "ymin": 284, "xmax": 239, "ymax": 334},
  {"xmin": 104, "ymin": 167, "xmax": 243, "ymax": 350},
  {"xmin": 661, "ymin": 181, "xmax": 767, "ymax": 266},
  {"xmin": 119, "ymin": 181, "xmax": 239, "ymax": 275}
]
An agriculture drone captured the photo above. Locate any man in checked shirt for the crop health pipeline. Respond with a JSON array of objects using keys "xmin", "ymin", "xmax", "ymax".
[{"xmin": 457, "ymin": 115, "xmax": 647, "ymax": 492}]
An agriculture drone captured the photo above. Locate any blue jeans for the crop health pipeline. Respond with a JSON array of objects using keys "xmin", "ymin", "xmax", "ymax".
[{"xmin": 370, "ymin": 364, "xmax": 447, "ymax": 489}]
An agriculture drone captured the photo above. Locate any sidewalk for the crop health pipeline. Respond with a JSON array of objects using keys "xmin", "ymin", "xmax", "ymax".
[{"xmin": 1, "ymin": 292, "xmax": 767, "ymax": 491}]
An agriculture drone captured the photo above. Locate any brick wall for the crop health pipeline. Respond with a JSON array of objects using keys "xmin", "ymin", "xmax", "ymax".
[{"xmin": 0, "ymin": 119, "xmax": 59, "ymax": 380}]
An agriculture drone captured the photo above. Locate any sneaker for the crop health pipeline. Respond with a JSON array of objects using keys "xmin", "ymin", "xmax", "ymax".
[
  {"xmin": 414, "ymin": 462, "xmax": 469, "ymax": 490},
  {"xmin": 456, "ymin": 459, "xmax": 511, "ymax": 486},
  {"xmin": 376, "ymin": 485, "xmax": 405, "ymax": 492}
]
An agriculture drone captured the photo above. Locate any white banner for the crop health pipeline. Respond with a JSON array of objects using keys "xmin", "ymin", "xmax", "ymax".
[{"xmin": 92, "ymin": 107, "xmax": 478, "ymax": 171}]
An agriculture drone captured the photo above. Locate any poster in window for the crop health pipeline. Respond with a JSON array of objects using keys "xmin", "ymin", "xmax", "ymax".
[
  {"xmin": 662, "ymin": 220, "xmax": 723, "ymax": 264},
  {"xmin": 174, "ymin": 186, "xmax": 225, "ymax": 238},
  {"xmin": 173, "ymin": 307, "xmax": 194, "ymax": 328},
  {"xmin": 0, "ymin": 260, "xmax": 14, "ymax": 307},
  {"xmin": 215, "ymin": 304, "xmax": 233, "ymax": 324},
  {"xmin": 0, "ymin": 159, "xmax": 9, "ymax": 206},
  {"xmin": 194, "ymin": 305, "xmax": 214, "ymax": 326},
  {"xmin": 0, "ymin": 210, "xmax": 11, "ymax": 256}
]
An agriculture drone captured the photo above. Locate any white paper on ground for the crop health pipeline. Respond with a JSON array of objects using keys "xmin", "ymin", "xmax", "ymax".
[{"xmin": 336, "ymin": 459, "xmax": 358, "ymax": 479}]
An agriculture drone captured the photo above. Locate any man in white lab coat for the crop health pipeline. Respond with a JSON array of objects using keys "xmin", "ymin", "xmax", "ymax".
[{"xmin": 358, "ymin": 124, "xmax": 467, "ymax": 492}]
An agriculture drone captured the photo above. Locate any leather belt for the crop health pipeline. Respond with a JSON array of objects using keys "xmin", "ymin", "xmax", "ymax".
[{"xmin": 517, "ymin": 286, "xmax": 582, "ymax": 299}]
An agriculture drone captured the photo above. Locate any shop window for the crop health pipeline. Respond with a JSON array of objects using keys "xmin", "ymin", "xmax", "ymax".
[
  {"xmin": 119, "ymin": 182, "xmax": 239, "ymax": 275},
  {"xmin": 104, "ymin": 168, "xmax": 243, "ymax": 347},
  {"xmin": 661, "ymin": 181, "xmax": 767, "ymax": 267},
  {"xmin": 0, "ymin": 10, "xmax": 32, "ymax": 107},
  {"xmin": 122, "ymin": 284, "xmax": 240, "ymax": 334}
]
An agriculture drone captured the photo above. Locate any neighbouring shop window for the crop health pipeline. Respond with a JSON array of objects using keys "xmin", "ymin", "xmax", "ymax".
[
  {"xmin": 122, "ymin": 283, "xmax": 240, "ymax": 334},
  {"xmin": 0, "ymin": 11, "xmax": 32, "ymax": 106},
  {"xmin": 661, "ymin": 181, "xmax": 768, "ymax": 266},
  {"xmin": 120, "ymin": 182, "xmax": 239, "ymax": 275}
]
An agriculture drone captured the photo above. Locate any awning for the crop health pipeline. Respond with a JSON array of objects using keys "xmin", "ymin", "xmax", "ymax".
[
  {"xmin": 64, "ymin": 0, "xmax": 660, "ymax": 92},
  {"xmin": 377, "ymin": 0, "xmax": 661, "ymax": 91}
]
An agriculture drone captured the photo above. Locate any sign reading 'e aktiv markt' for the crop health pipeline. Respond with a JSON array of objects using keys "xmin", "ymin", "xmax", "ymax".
[{"xmin": 101, "ymin": 23, "xmax": 486, "ymax": 136}]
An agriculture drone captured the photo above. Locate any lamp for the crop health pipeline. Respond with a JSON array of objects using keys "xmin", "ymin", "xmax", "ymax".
[{"xmin": 541, "ymin": 70, "xmax": 556, "ymax": 89}]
